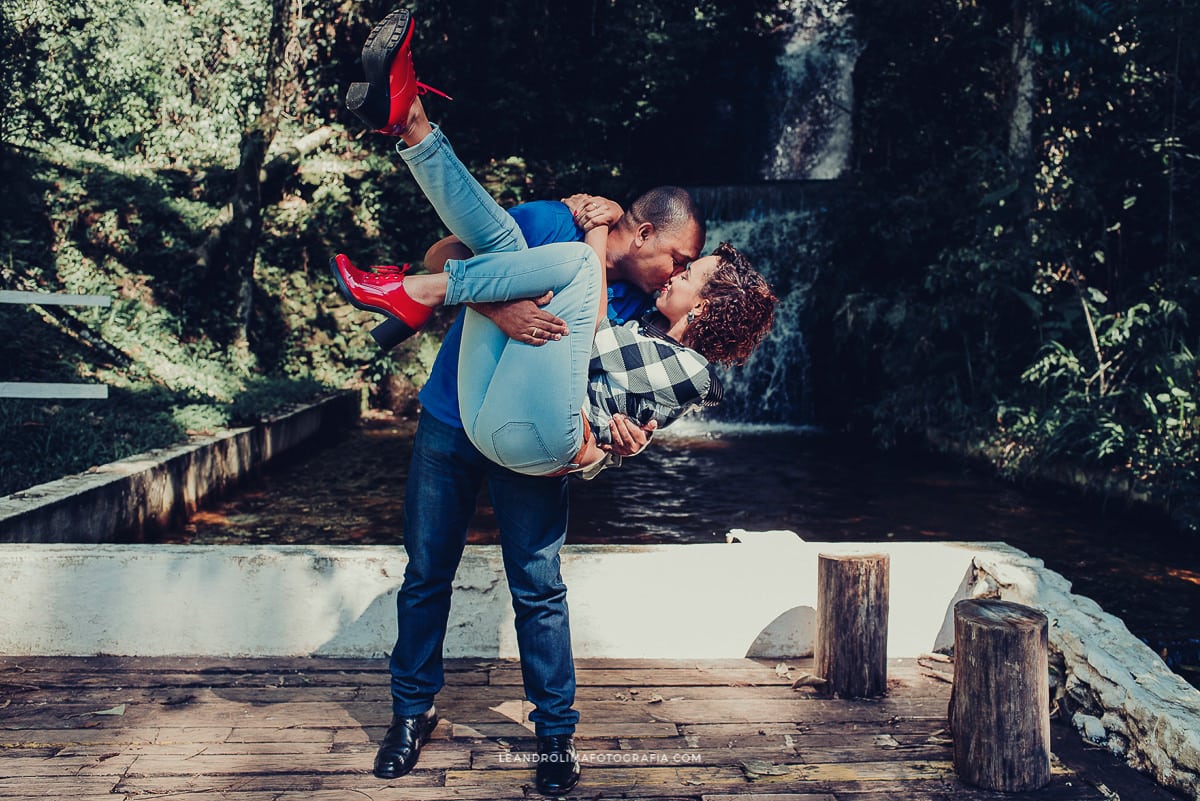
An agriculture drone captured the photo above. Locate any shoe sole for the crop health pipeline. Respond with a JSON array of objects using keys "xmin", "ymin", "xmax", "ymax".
[
  {"xmin": 346, "ymin": 8, "xmax": 412, "ymax": 129},
  {"xmin": 328, "ymin": 257, "xmax": 417, "ymax": 349}
]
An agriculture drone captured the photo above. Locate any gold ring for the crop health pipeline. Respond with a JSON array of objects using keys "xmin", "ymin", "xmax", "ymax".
[{"xmin": 531, "ymin": 327, "xmax": 539, "ymax": 338}]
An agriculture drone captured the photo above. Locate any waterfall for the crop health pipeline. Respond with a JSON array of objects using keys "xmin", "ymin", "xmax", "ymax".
[
  {"xmin": 691, "ymin": 191, "xmax": 831, "ymax": 426},
  {"xmin": 761, "ymin": 0, "xmax": 860, "ymax": 180},
  {"xmin": 672, "ymin": 3, "xmax": 858, "ymax": 426}
]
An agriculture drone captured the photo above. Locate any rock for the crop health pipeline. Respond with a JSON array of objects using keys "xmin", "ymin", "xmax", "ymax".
[
  {"xmin": 1074, "ymin": 712, "xmax": 1107, "ymax": 743},
  {"xmin": 971, "ymin": 550, "xmax": 1200, "ymax": 799}
]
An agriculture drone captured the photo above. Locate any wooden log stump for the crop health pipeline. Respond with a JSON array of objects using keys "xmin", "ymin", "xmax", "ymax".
[
  {"xmin": 815, "ymin": 552, "xmax": 889, "ymax": 698},
  {"xmin": 950, "ymin": 598, "xmax": 1051, "ymax": 792}
]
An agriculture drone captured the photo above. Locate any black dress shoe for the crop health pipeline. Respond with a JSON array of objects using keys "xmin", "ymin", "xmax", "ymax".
[
  {"xmin": 373, "ymin": 706, "xmax": 438, "ymax": 779},
  {"xmin": 535, "ymin": 734, "xmax": 580, "ymax": 796}
]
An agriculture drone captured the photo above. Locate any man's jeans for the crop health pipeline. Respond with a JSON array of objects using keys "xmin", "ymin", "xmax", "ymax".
[{"xmin": 388, "ymin": 412, "xmax": 579, "ymax": 737}]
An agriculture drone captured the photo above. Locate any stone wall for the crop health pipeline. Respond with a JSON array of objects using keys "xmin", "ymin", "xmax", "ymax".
[{"xmin": 969, "ymin": 551, "xmax": 1200, "ymax": 799}]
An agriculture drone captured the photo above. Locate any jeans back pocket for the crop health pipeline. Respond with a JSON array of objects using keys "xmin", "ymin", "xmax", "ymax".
[{"xmin": 490, "ymin": 421, "xmax": 555, "ymax": 469}]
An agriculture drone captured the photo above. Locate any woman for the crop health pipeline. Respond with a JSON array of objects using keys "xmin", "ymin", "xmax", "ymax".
[{"xmin": 332, "ymin": 10, "xmax": 777, "ymax": 478}]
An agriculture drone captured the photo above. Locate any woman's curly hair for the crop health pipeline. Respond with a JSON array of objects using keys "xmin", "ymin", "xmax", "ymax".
[{"xmin": 681, "ymin": 242, "xmax": 778, "ymax": 367}]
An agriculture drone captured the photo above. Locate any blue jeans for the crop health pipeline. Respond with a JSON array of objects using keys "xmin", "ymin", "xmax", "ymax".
[
  {"xmin": 390, "ymin": 414, "xmax": 578, "ymax": 736},
  {"xmin": 402, "ymin": 126, "xmax": 599, "ymax": 476},
  {"xmin": 446, "ymin": 242, "xmax": 600, "ymax": 475},
  {"xmin": 388, "ymin": 127, "xmax": 579, "ymax": 735},
  {"xmin": 399, "ymin": 124, "xmax": 526, "ymax": 257}
]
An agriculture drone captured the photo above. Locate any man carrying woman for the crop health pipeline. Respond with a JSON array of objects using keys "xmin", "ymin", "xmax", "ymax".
[{"xmin": 332, "ymin": 8, "xmax": 776, "ymax": 794}]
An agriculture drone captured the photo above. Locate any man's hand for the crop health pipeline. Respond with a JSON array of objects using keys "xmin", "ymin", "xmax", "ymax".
[
  {"xmin": 562, "ymin": 194, "xmax": 623, "ymax": 232},
  {"xmin": 471, "ymin": 294, "xmax": 569, "ymax": 346},
  {"xmin": 601, "ymin": 414, "xmax": 656, "ymax": 458}
]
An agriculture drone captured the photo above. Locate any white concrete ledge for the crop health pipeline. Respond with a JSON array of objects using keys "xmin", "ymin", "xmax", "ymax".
[
  {"xmin": 0, "ymin": 538, "xmax": 987, "ymax": 659},
  {"xmin": 0, "ymin": 391, "xmax": 359, "ymax": 543}
]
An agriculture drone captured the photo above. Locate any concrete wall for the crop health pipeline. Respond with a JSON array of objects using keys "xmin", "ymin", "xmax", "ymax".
[
  {"xmin": 0, "ymin": 536, "xmax": 983, "ymax": 658},
  {"xmin": 0, "ymin": 392, "xmax": 359, "ymax": 543}
]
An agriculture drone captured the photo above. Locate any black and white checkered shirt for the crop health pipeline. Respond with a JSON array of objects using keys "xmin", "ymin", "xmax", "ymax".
[{"xmin": 585, "ymin": 317, "xmax": 723, "ymax": 450}]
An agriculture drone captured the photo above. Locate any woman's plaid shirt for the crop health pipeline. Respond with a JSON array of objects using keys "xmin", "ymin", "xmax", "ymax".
[{"xmin": 585, "ymin": 316, "xmax": 723, "ymax": 449}]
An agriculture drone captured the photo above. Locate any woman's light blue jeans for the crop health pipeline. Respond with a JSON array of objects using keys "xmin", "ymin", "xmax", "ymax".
[{"xmin": 399, "ymin": 126, "xmax": 601, "ymax": 476}]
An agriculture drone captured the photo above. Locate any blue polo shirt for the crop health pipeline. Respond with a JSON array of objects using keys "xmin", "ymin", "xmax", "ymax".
[{"xmin": 419, "ymin": 200, "xmax": 653, "ymax": 428}]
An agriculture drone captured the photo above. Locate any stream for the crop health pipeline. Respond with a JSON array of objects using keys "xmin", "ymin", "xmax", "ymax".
[{"xmin": 156, "ymin": 412, "xmax": 1200, "ymax": 689}]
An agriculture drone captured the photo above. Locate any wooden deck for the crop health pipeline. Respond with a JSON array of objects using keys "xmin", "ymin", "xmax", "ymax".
[{"xmin": 0, "ymin": 655, "xmax": 1180, "ymax": 800}]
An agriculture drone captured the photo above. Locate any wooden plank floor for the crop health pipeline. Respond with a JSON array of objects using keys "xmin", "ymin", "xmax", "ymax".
[{"xmin": 0, "ymin": 655, "xmax": 1179, "ymax": 800}]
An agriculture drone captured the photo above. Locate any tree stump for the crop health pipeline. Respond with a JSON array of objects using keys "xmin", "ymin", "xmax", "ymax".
[
  {"xmin": 950, "ymin": 598, "xmax": 1050, "ymax": 792},
  {"xmin": 815, "ymin": 552, "xmax": 889, "ymax": 698}
]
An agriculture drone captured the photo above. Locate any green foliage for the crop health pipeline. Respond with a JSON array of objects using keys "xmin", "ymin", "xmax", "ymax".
[
  {"xmin": 343, "ymin": 0, "xmax": 785, "ymax": 186},
  {"xmin": 0, "ymin": 389, "xmax": 182, "ymax": 496},
  {"xmin": 831, "ymin": 0, "xmax": 1200, "ymax": 527},
  {"xmin": 4, "ymin": 0, "xmax": 263, "ymax": 162},
  {"xmin": 0, "ymin": 139, "xmax": 346, "ymax": 494},
  {"xmin": 228, "ymin": 376, "xmax": 329, "ymax": 424},
  {"xmin": 0, "ymin": 372, "xmax": 336, "ymax": 496},
  {"xmin": 1002, "ymin": 290, "xmax": 1198, "ymax": 507}
]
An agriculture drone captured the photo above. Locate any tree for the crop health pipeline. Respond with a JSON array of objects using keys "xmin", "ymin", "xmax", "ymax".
[{"xmin": 224, "ymin": 0, "xmax": 297, "ymax": 347}]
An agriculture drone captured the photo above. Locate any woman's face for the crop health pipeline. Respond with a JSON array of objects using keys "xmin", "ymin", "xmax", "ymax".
[{"xmin": 656, "ymin": 255, "xmax": 718, "ymax": 326}]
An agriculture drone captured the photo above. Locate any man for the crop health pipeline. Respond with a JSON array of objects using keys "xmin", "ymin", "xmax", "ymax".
[
  {"xmin": 373, "ymin": 191, "xmax": 703, "ymax": 796},
  {"xmin": 342, "ymin": 9, "xmax": 705, "ymax": 796}
]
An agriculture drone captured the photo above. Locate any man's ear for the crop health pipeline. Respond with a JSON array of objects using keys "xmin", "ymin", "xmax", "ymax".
[{"xmin": 634, "ymin": 221, "xmax": 655, "ymax": 246}]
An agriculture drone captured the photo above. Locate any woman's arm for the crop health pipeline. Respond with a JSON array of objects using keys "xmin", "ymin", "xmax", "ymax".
[
  {"xmin": 564, "ymin": 194, "xmax": 623, "ymax": 330},
  {"xmin": 584, "ymin": 224, "xmax": 609, "ymax": 330},
  {"xmin": 562, "ymin": 194, "xmax": 623, "ymax": 230}
]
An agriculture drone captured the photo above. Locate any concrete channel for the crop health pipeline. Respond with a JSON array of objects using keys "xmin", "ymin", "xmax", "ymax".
[{"xmin": 0, "ymin": 391, "xmax": 359, "ymax": 544}]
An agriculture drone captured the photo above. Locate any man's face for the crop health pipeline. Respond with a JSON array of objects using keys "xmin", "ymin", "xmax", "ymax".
[{"xmin": 622, "ymin": 219, "xmax": 704, "ymax": 294}]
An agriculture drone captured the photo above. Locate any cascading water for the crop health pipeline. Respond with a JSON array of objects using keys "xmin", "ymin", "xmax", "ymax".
[
  {"xmin": 761, "ymin": 0, "xmax": 861, "ymax": 180},
  {"xmin": 673, "ymin": 2, "xmax": 860, "ymax": 425},
  {"xmin": 696, "ymin": 205, "xmax": 826, "ymax": 425}
]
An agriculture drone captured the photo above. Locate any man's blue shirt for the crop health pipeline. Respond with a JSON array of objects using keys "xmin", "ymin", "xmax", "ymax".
[{"xmin": 418, "ymin": 200, "xmax": 653, "ymax": 428}]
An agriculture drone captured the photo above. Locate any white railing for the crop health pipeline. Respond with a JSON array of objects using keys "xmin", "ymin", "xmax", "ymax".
[{"xmin": 0, "ymin": 290, "xmax": 112, "ymax": 399}]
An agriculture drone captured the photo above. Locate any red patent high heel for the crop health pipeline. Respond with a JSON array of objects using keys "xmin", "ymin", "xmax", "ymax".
[
  {"xmin": 346, "ymin": 8, "xmax": 452, "ymax": 135},
  {"xmin": 329, "ymin": 255, "xmax": 435, "ymax": 345}
]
